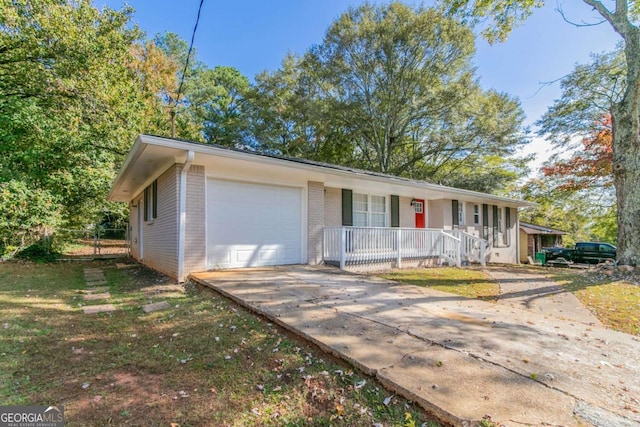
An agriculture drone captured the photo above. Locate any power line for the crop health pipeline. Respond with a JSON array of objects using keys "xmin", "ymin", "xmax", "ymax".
[{"xmin": 171, "ymin": 0, "xmax": 205, "ymax": 137}]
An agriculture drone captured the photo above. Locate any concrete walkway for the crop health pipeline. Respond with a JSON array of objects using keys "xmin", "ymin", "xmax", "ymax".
[
  {"xmin": 191, "ymin": 266, "xmax": 640, "ymax": 427},
  {"xmin": 488, "ymin": 267, "xmax": 603, "ymax": 326}
]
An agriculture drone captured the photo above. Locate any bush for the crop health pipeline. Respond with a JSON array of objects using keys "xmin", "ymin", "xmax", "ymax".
[{"xmin": 0, "ymin": 180, "xmax": 62, "ymax": 259}]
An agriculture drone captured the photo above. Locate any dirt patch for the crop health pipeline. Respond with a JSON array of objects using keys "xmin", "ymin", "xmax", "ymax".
[
  {"xmin": 68, "ymin": 371, "xmax": 179, "ymax": 426},
  {"xmin": 140, "ymin": 284, "xmax": 185, "ymax": 298},
  {"xmin": 64, "ymin": 239, "xmax": 129, "ymax": 256}
]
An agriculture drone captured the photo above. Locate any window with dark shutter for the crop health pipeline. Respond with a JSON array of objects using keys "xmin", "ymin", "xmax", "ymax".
[
  {"xmin": 152, "ymin": 180, "xmax": 158, "ymax": 219},
  {"xmin": 482, "ymin": 204, "xmax": 489, "ymax": 241},
  {"xmin": 505, "ymin": 207, "xmax": 511, "ymax": 245},
  {"xmin": 144, "ymin": 186, "xmax": 149, "ymax": 222},
  {"xmin": 341, "ymin": 189, "xmax": 353, "ymax": 226},
  {"xmin": 452, "ymin": 200, "xmax": 459, "ymax": 229},
  {"xmin": 492, "ymin": 205, "xmax": 498, "ymax": 246},
  {"xmin": 390, "ymin": 195, "xmax": 399, "ymax": 227}
]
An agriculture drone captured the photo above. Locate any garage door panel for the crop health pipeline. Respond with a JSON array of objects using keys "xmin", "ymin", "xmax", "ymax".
[{"xmin": 207, "ymin": 179, "xmax": 303, "ymax": 269}]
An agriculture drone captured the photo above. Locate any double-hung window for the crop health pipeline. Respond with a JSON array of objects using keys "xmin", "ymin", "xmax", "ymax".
[
  {"xmin": 353, "ymin": 193, "xmax": 387, "ymax": 227},
  {"xmin": 473, "ymin": 205, "xmax": 480, "ymax": 225},
  {"xmin": 144, "ymin": 179, "xmax": 158, "ymax": 222}
]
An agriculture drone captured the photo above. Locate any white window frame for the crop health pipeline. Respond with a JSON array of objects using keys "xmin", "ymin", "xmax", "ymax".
[
  {"xmin": 353, "ymin": 193, "xmax": 388, "ymax": 227},
  {"xmin": 473, "ymin": 204, "xmax": 480, "ymax": 225}
]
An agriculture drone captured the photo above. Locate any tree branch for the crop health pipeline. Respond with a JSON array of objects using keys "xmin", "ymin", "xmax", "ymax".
[{"xmin": 582, "ymin": 0, "xmax": 627, "ymax": 38}]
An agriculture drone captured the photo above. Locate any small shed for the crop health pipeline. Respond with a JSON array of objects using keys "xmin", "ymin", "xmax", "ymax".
[{"xmin": 519, "ymin": 222, "xmax": 567, "ymax": 263}]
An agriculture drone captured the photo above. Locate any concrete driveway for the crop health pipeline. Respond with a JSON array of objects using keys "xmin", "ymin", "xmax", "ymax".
[{"xmin": 191, "ymin": 266, "xmax": 640, "ymax": 427}]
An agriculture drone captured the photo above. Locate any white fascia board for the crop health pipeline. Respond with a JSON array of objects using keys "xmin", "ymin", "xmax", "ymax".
[
  {"xmin": 116, "ymin": 135, "xmax": 535, "ymax": 208},
  {"xmin": 107, "ymin": 136, "xmax": 145, "ymax": 202}
]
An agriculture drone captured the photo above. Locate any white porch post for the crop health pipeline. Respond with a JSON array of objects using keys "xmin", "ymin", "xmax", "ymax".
[
  {"xmin": 339, "ymin": 227, "xmax": 346, "ymax": 270},
  {"xmin": 480, "ymin": 240, "xmax": 487, "ymax": 267},
  {"xmin": 396, "ymin": 228, "xmax": 402, "ymax": 268}
]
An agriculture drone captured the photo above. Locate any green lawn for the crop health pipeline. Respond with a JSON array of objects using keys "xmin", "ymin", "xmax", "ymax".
[
  {"xmin": 379, "ymin": 267, "xmax": 500, "ymax": 301},
  {"xmin": 0, "ymin": 260, "xmax": 443, "ymax": 426}
]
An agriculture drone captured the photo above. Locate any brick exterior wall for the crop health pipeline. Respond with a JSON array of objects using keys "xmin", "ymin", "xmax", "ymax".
[
  {"xmin": 184, "ymin": 165, "xmax": 206, "ymax": 276},
  {"xmin": 399, "ymin": 196, "xmax": 415, "ymax": 228},
  {"xmin": 324, "ymin": 187, "xmax": 342, "ymax": 227},
  {"xmin": 307, "ymin": 181, "xmax": 325, "ymax": 264}
]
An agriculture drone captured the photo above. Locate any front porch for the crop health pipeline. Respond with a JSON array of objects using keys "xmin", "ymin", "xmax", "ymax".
[{"xmin": 323, "ymin": 226, "xmax": 487, "ymax": 270}]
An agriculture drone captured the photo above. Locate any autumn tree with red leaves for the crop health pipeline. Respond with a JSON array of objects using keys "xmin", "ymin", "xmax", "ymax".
[
  {"xmin": 447, "ymin": 2, "xmax": 639, "ymax": 265},
  {"xmin": 542, "ymin": 115, "xmax": 613, "ymax": 192}
]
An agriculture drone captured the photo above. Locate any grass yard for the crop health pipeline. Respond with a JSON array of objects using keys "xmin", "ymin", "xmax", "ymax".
[
  {"xmin": 379, "ymin": 267, "xmax": 500, "ymax": 301},
  {"xmin": 541, "ymin": 267, "xmax": 640, "ymax": 336},
  {"xmin": 0, "ymin": 260, "xmax": 443, "ymax": 427}
]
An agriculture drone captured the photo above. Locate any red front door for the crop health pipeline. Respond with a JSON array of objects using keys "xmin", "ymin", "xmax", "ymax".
[{"xmin": 414, "ymin": 199, "xmax": 425, "ymax": 228}]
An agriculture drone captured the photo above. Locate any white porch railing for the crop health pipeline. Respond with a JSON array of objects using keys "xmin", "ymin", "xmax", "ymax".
[
  {"xmin": 445, "ymin": 230, "xmax": 487, "ymax": 266},
  {"xmin": 323, "ymin": 227, "xmax": 464, "ymax": 269}
]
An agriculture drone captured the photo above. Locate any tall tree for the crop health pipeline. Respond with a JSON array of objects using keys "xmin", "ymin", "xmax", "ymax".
[
  {"xmin": 446, "ymin": 0, "xmax": 640, "ymax": 266},
  {"xmin": 151, "ymin": 32, "xmax": 205, "ymax": 141},
  {"xmin": 0, "ymin": 0, "xmax": 177, "ymax": 251},
  {"xmin": 542, "ymin": 115, "xmax": 613, "ymax": 193},
  {"xmin": 247, "ymin": 54, "xmax": 357, "ymax": 164},
  {"xmin": 187, "ymin": 66, "xmax": 251, "ymax": 147},
  {"xmin": 251, "ymin": 3, "xmax": 529, "ymax": 192},
  {"xmin": 534, "ymin": 51, "xmax": 620, "ymax": 242}
]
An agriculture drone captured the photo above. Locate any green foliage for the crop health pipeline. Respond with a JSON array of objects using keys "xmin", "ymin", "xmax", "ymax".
[
  {"xmin": 249, "ymin": 3, "xmax": 529, "ymax": 192},
  {"xmin": 591, "ymin": 205, "xmax": 617, "ymax": 243},
  {"xmin": 445, "ymin": 0, "xmax": 544, "ymax": 43},
  {"xmin": 536, "ymin": 49, "xmax": 625, "ymax": 148},
  {"xmin": 187, "ymin": 66, "xmax": 252, "ymax": 147},
  {"xmin": 0, "ymin": 180, "xmax": 61, "ymax": 257},
  {"xmin": 443, "ymin": 0, "xmax": 640, "ymax": 265},
  {"xmin": 1, "ymin": 0, "xmax": 136, "ymax": 224},
  {"xmin": 530, "ymin": 51, "xmax": 620, "ymax": 243},
  {"xmin": 511, "ymin": 178, "xmax": 614, "ymax": 245},
  {"xmin": 0, "ymin": 1, "xmax": 182, "ymax": 232}
]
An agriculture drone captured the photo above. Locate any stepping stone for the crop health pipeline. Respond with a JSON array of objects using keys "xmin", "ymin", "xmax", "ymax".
[
  {"xmin": 76, "ymin": 287, "xmax": 110, "ymax": 294},
  {"xmin": 115, "ymin": 263, "xmax": 137, "ymax": 269},
  {"xmin": 85, "ymin": 273, "xmax": 105, "ymax": 280},
  {"xmin": 86, "ymin": 280, "xmax": 108, "ymax": 287},
  {"xmin": 83, "ymin": 304, "xmax": 117, "ymax": 314},
  {"xmin": 142, "ymin": 301, "xmax": 170, "ymax": 313},
  {"xmin": 86, "ymin": 286, "xmax": 110, "ymax": 293},
  {"xmin": 83, "ymin": 268, "xmax": 103, "ymax": 273},
  {"xmin": 83, "ymin": 293, "xmax": 110, "ymax": 301}
]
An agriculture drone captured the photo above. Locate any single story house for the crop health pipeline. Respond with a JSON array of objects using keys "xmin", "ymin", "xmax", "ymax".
[
  {"xmin": 109, "ymin": 135, "xmax": 534, "ymax": 281},
  {"xmin": 519, "ymin": 222, "xmax": 567, "ymax": 263}
]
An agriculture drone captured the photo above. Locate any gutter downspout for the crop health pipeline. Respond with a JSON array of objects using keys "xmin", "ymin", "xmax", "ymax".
[{"xmin": 177, "ymin": 150, "xmax": 195, "ymax": 282}]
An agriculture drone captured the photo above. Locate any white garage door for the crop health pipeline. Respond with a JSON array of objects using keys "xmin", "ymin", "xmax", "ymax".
[{"xmin": 206, "ymin": 179, "xmax": 303, "ymax": 269}]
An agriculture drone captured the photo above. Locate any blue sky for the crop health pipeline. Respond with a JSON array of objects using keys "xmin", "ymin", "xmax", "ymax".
[{"xmin": 101, "ymin": 0, "xmax": 620, "ymax": 171}]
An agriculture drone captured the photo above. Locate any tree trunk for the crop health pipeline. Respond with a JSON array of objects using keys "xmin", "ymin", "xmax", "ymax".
[{"xmin": 612, "ymin": 28, "xmax": 640, "ymax": 266}]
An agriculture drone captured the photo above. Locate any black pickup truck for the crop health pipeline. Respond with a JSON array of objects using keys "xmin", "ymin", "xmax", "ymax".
[{"xmin": 543, "ymin": 242, "xmax": 617, "ymax": 265}]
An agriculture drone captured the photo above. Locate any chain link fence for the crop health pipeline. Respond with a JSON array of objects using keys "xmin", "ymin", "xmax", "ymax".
[{"xmin": 49, "ymin": 226, "xmax": 130, "ymax": 257}]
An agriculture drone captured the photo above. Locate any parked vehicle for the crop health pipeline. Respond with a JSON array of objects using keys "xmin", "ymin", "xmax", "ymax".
[{"xmin": 543, "ymin": 242, "xmax": 617, "ymax": 265}]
